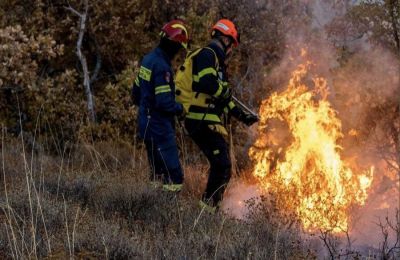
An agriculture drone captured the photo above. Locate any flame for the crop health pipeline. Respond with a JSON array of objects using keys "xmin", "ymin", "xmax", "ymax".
[
  {"xmin": 249, "ymin": 51, "xmax": 373, "ymax": 233},
  {"xmin": 348, "ymin": 129, "xmax": 358, "ymax": 136}
]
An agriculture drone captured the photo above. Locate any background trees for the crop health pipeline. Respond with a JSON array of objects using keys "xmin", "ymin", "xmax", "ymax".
[
  {"xmin": 0, "ymin": 0, "xmax": 398, "ymax": 173},
  {"xmin": 0, "ymin": 0, "xmax": 289, "ymax": 143}
]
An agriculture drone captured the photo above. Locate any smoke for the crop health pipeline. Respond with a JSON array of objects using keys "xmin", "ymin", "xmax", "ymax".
[
  {"xmin": 222, "ymin": 0, "xmax": 399, "ymax": 253},
  {"xmin": 334, "ymin": 46, "xmax": 400, "ymax": 248},
  {"xmin": 221, "ymin": 179, "xmax": 260, "ymax": 218}
]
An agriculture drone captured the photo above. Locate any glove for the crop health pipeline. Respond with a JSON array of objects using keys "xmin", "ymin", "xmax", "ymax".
[
  {"xmin": 215, "ymin": 86, "xmax": 232, "ymax": 107},
  {"xmin": 221, "ymin": 87, "xmax": 232, "ymax": 99},
  {"xmin": 242, "ymin": 113, "xmax": 259, "ymax": 126},
  {"xmin": 220, "ymin": 86, "xmax": 232, "ymax": 100}
]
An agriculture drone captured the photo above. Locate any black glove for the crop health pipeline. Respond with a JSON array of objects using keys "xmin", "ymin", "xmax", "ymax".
[
  {"xmin": 242, "ymin": 113, "xmax": 259, "ymax": 126},
  {"xmin": 215, "ymin": 86, "xmax": 232, "ymax": 107},
  {"xmin": 220, "ymin": 86, "xmax": 232, "ymax": 100},
  {"xmin": 218, "ymin": 86, "xmax": 232, "ymax": 102}
]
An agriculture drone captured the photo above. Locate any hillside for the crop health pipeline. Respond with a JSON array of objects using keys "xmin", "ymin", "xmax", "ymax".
[{"xmin": 1, "ymin": 1, "xmax": 399, "ymax": 259}]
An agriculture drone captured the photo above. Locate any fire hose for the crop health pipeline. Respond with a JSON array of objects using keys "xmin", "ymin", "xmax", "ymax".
[{"xmin": 232, "ymin": 95, "xmax": 260, "ymax": 120}]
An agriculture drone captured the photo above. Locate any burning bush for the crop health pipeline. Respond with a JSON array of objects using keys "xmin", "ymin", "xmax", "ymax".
[{"xmin": 249, "ymin": 49, "xmax": 373, "ymax": 233}]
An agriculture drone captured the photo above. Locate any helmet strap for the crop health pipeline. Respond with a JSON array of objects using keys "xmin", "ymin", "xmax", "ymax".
[
  {"xmin": 216, "ymin": 37, "xmax": 229, "ymax": 53},
  {"xmin": 218, "ymin": 37, "xmax": 234, "ymax": 57}
]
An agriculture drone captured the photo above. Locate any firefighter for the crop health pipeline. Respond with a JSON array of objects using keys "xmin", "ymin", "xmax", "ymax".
[
  {"xmin": 132, "ymin": 19, "xmax": 189, "ymax": 192},
  {"xmin": 184, "ymin": 19, "xmax": 259, "ymax": 211}
]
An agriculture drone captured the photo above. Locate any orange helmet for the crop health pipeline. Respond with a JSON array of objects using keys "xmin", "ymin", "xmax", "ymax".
[
  {"xmin": 211, "ymin": 19, "xmax": 240, "ymax": 47},
  {"xmin": 160, "ymin": 20, "xmax": 189, "ymax": 49}
]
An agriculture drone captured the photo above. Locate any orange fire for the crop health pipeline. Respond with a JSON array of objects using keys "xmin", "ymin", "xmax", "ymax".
[{"xmin": 249, "ymin": 51, "xmax": 374, "ymax": 233}]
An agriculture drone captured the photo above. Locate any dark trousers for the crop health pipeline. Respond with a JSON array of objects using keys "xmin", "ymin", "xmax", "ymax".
[
  {"xmin": 145, "ymin": 138, "xmax": 183, "ymax": 184},
  {"xmin": 185, "ymin": 121, "xmax": 232, "ymax": 206}
]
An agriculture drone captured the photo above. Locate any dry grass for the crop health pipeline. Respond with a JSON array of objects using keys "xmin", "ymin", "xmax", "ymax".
[{"xmin": 0, "ymin": 134, "xmax": 313, "ymax": 259}]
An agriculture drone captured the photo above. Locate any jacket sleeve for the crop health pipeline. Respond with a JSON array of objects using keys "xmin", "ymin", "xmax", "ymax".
[
  {"xmin": 131, "ymin": 76, "xmax": 141, "ymax": 106},
  {"xmin": 225, "ymin": 100, "xmax": 247, "ymax": 121},
  {"xmin": 153, "ymin": 69, "xmax": 183, "ymax": 116},
  {"xmin": 192, "ymin": 49, "xmax": 226, "ymax": 98}
]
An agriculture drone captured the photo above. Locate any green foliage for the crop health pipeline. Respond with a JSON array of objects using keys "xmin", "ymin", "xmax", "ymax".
[
  {"xmin": 328, "ymin": 0, "xmax": 400, "ymax": 55},
  {"xmin": 0, "ymin": 25, "xmax": 62, "ymax": 87},
  {"xmin": 0, "ymin": 24, "xmax": 65, "ymax": 131},
  {"xmin": 79, "ymin": 65, "xmax": 138, "ymax": 141},
  {"xmin": 0, "ymin": 0, "xmax": 286, "ymax": 144},
  {"xmin": 0, "ymin": 0, "xmax": 398, "ymax": 157}
]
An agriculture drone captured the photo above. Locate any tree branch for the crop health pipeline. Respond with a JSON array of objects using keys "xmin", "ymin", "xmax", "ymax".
[
  {"xmin": 319, "ymin": 230, "xmax": 336, "ymax": 259},
  {"xmin": 64, "ymin": 5, "xmax": 82, "ymax": 18},
  {"xmin": 66, "ymin": 0, "xmax": 96, "ymax": 123}
]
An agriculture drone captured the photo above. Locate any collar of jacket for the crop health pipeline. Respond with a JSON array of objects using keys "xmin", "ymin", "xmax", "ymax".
[
  {"xmin": 155, "ymin": 47, "xmax": 172, "ymax": 66},
  {"xmin": 207, "ymin": 42, "xmax": 226, "ymax": 65}
]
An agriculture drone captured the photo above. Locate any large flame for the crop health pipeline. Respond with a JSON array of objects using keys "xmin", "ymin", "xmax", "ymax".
[{"xmin": 249, "ymin": 50, "xmax": 373, "ymax": 233}]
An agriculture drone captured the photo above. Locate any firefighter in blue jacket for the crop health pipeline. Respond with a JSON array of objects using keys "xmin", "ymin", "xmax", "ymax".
[
  {"xmin": 132, "ymin": 20, "xmax": 189, "ymax": 191},
  {"xmin": 184, "ymin": 19, "xmax": 259, "ymax": 211}
]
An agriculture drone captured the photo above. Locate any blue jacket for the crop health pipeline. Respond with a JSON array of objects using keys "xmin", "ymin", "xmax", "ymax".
[{"xmin": 132, "ymin": 47, "xmax": 183, "ymax": 142}]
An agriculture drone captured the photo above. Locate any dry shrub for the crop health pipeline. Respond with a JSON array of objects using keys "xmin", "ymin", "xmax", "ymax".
[
  {"xmin": 0, "ymin": 138, "xmax": 27, "ymax": 181},
  {"xmin": 0, "ymin": 190, "xmax": 67, "ymax": 258},
  {"xmin": 73, "ymin": 219, "xmax": 141, "ymax": 259},
  {"xmin": 0, "ymin": 136, "xmax": 311, "ymax": 258},
  {"xmin": 245, "ymin": 195, "xmax": 311, "ymax": 258},
  {"xmin": 181, "ymin": 164, "xmax": 208, "ymax": 199}
]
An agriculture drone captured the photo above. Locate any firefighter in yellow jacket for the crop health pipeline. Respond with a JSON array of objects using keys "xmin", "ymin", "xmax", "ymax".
[{"xmin": 184, "ymin": 19, "xmax": 259, "ymax": 211}]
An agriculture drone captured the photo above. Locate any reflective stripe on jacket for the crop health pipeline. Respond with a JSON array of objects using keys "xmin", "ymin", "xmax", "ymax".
[
  {"xmin": 185, "ymin": 43, "xmax": 243, "ymax": 131},
  {"xmin": 133, "ymin": 47, "xmax": 183, "ymax": 142}
]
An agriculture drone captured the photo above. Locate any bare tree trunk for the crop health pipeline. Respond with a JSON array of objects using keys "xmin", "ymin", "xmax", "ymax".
[{"xmin": 66, "ymin": 0, "xmax": 96, "ymax": 123}]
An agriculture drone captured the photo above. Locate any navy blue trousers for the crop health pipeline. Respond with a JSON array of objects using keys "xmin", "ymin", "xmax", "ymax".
[{"xmin": 145, "ymin": 138, "xmax": 183, "ymax": 184}]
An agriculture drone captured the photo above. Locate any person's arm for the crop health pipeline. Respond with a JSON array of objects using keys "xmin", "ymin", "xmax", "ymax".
[
  {"xmin": 153, "ymin": 70, "xmax": 183, "ymax": 116},
  {"xmin": 226, "ymin": 100, "xmax": 259, "ymax": 126},
  {"xmin": 192, "ymin": 49, "xmax": 229, "ymax": 98}
]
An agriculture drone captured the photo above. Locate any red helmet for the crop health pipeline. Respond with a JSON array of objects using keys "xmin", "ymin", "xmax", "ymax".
[
  {"xmin": 212, "ymin": 19, "xmax": 240, "ymax": 47},
  {"xmin": 160, "ymin": 20, "xmax": 189, "ymax": 49}
]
